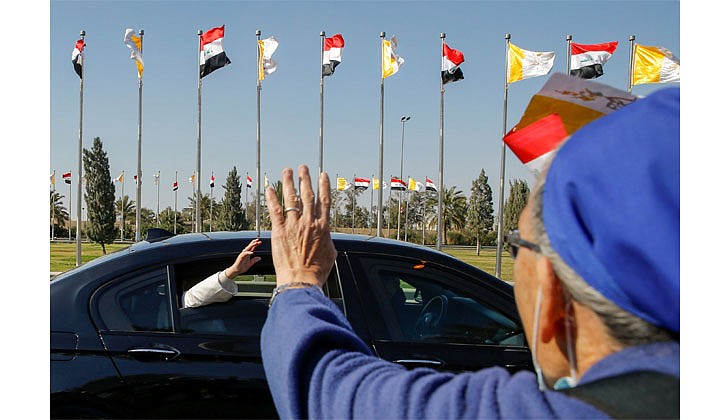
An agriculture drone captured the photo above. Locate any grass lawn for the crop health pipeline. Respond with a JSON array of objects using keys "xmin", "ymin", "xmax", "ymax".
[{"xmin": 51, "ymin": 242, "xmax": 513, "ymax": 282}]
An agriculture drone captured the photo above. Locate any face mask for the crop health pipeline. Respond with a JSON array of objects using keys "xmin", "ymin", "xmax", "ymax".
[{"xmin": 531, "ymin": 286, "xmax": 546, "ymax": 391}]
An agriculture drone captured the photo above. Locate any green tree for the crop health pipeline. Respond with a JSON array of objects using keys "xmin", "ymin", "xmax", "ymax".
[
  {"xmin": 82, "ymin": 137, "xmax": 117, "ymax": 254},
  {"xmin": 426, "ymin": 186, "xmax": 467, "ymax": 245},
  {"xmin": 50, "ymin": 190, "xmax": 69, "ymax": 238},
  {"xmin": 466, "ymin": 169, "xmax": 495, "ymax": 255},
  {"xmin": 503, "ymin": 179, "xmax": 530, "ymax": 234},
  {"xmin": 217, "ymin": 166, "xmax": 248, "ymax": 231},
  {"xmin": 188, "ymin": 193, "xmax": 217, "ymax": 232},
  {"xmin": 115, "ymin": 195, "xmax": 135, "ymax": 240},
  {"xmin": 158, "ymin": 206, "xmax": 186, "ymax": 234}
]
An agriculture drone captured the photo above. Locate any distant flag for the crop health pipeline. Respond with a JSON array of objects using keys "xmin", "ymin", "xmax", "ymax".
[
  {"xmin": 264, "ymin": 174, "xmax": 270, "ymax": 188},
  {"xmin": 71, "ymin": 39, "xmax": 85, "ymax": 79},
  {"xmin": 503, "ymin": 73, "xmax": 635, "ymax": 174},
  {"xmin": 123, "ymin": 28, "xmax": 144, "ymax": 78},
  {"xmin": 51, "ymin": 171, "xmax": 56, "ymax": 188},
  {"xmin": 115, "ymin": 172, "xmax": 124, "ymax": 183},
  {"xmin": 441, "ymin": 43, "xmax": 465, "ymax": 85},
  {"xmin": 336, "ymin": 177, "xmax": 351, "ymax": 191},
  {"xmin": 354, "ymin": 177, "xmax": 370, "ymax": 191},
  {"xmin": 200, "ymin": 25, "xmax": 231, "ymax": 78},
  {"xmin": 258, "ymin": 36, "xmax": 279, "ymax": 81},
  {"xmin": 507, "ymin": 43, "xmax": 555, "ymax": 84},
  {"xmin": 322, "ymin": 33, "xmax": 345, "ymax": 76},
  {"xmin": 189, "ymin": 173, "xmax": 195, "ymax": 183},
  {"xmin": 390, "ymin": 177, "xmax": 406, "ymax": 191},
  {"xmin": 63, "ymin": 172, "xmax": 72, "ymax": 184},
  {"xmin": 570, "ymin": 41, "xmax": 618, "ymax": 79},
  {"xmin": 133, "ymin": 174, "xmax": 139, "ymax": 185},
  {"xmin": 632, "ymin": 44, "xmax": 680, "ymax": 85},
  {"xmin": 153, "ymin": 172, "xmax": 160, "ymax": 186},
  {"xmin": 173, "ymin": 181, "xmax": 179, "ymax": 191},
  {"xmin": 425, "ymin": 177, "xmax": 437, "ymax": 192},
  {"xmin": 246, "ymin": 175, "xmax": 253, "ymax": 188},
  {"xmin": 382, "ymin": 36, "xmax": 405, "ymax": 78},
  {"xmin": 373, "ymin": 178, "xmax": 387, "ymax": 190},
  {"xmin": 209, "ymin": 174, "xmax": 215, "ymax": 188}
]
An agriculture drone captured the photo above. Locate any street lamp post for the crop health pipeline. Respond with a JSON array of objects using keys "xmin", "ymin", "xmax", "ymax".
[{"xmin": 397, "ymin": 115, "xmax": 410, "ymax": 241}]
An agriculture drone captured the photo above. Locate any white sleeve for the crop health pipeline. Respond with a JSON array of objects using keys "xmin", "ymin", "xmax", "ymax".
[{"xmin": 183, "ymin": 271, "xmax": 239, "ymax": 308}]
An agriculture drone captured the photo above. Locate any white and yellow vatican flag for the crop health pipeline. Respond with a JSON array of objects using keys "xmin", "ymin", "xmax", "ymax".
[
  {"xmin": 382, "ymin": 36, "xmax": 405, "ymax": 78},
  {"xmin": 124, "ymin": 29, "xmax": 144, "ymax": 78},
  {"xmin": 258, "ymin": 36, "xmax": 279, "ymax": 81},
  {"xmin": 507, "ymin": 43, "xmax": 555, "ymax": 84},
  {"xmin": 632, "ymin": 44, "xmax": 680, "ymax": 85}
]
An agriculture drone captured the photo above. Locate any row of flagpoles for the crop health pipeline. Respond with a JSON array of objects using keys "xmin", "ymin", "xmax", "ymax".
[{"xmin": 66, "ymin": 26, "xmax": 679, "ymax": 272}]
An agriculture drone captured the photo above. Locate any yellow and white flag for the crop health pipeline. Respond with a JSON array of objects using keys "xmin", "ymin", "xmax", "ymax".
[
  {"xmin": 258, "ymin": 36, "xmax": 279, "ymax": 81},
  {"xmin": 407, "ymin": 177, "xmax": 418, "ymax": 191},
  {"xmin": 382, "ymin": 36, "xmax": 405, "ymax": 78},
  {"xmin": 124, "ymin": 29, "xmax": 144, "ymax": 78},
  {"xmin": 115, "ymin": 172, "xmax": 124, "ymax": 183},
  {"xmin": 507, "ymin": 43, "xmax": 555, "ymax": 84},
  {"xmin": 337, "ymin": 177, "xmax": 350, "ymax": 191},
  {"xmin": 632, "ymin": 44, "xmax": 680, "ymax": 86}
]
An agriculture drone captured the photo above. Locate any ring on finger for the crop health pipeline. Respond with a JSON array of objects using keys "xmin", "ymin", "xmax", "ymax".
[{"xmin": 284, "ymin": 207, "xmax": 301, "ymax": 213}]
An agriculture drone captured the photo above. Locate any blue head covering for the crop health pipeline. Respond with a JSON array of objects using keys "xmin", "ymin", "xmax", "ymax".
[{"xmin": 542, "ymin": 87, "xmax": 679, "ymax": 333}]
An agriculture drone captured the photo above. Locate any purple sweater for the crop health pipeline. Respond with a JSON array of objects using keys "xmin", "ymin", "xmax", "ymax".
[{"xmin": 261, "ymin": 288, "xmax": 679, "ymax": 419}]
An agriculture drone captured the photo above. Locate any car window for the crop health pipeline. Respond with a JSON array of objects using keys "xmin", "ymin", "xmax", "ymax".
[
  {"xmin": 173, "ymin": 257, "xmax": 342, "ymax": 335},
  {"xmin": 352, "ymin": 255, "xmax": 524, "ymax": 347},
  {"xmin": 95, "ymin": 268, "xmax": 173, "ymax": 332}
]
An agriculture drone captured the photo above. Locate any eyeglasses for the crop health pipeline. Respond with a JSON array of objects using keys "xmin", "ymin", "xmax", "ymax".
[{"xmin": 505, "ymin": 229, "xmax": 541, "ymax": 259}]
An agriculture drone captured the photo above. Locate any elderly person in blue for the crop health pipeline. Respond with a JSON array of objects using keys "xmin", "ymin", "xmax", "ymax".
[{"xmin": 261, "ymin": 87, "xmax": 679, "ymax": 419}]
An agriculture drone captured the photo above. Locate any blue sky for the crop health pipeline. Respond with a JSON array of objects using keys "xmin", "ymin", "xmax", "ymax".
[{"xmin": 48, "ymin": 0, "xmax": 680, "ymax": 214}]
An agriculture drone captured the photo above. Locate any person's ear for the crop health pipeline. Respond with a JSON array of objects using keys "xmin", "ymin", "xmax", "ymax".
[{"xmin": 535, "ymin": 256, "xmax": 567, "ymax": 344}]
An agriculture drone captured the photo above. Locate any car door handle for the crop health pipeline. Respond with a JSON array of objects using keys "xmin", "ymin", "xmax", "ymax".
[
  {"xmin": 393, "ymin": 359, "xmax": 444, "ymax": 368},
  {"xmin": 128, "ymin": 345, "xmax": 180, "ymax": 362}
]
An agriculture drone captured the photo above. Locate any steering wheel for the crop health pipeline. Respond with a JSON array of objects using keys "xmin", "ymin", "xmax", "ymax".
[{"xmin": 414, "ymin": 295, "xmax": 449, "ymax": 339}]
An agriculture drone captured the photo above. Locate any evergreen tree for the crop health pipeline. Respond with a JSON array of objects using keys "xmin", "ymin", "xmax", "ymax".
[
  {"xmin": 217, "ymin": 166, "xmax": 248, "ymax": 231},
  {"xmin": 82, "ymin": 137, "xmax": 117, "ymax": 254},
  {"xmin": 503, "ymin": 179, "xmax": 530, "ymax": 234},
  {"xmin": 115, "ymin": 195, "xmax": 135, "ymax": 240},
  {"xmin": 466, "ymin": 169, "xmax": 495, "ymax": 255}
]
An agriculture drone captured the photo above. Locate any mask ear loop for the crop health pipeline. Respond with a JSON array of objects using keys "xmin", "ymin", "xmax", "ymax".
[
  {"xmin": 563, "ymin": 293, "xmax": 578, "ymax": 385},
  {"xmin": 531, "ymin": 286, "xmax": 546, "ymax": 391}
]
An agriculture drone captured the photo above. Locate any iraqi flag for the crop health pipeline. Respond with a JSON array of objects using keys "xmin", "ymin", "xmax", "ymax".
[
  {"xmin": 71, "ymin": 39, "xmax": 85, "ymax": 79},
  {"xmin": 63, "ymin": 172, "xmax": 72, "ymax": 184},
  {"xmin": 570, "ymin": 41, "xmax": 618, "ymax": 79},
  {"xmin": 323, "ymin": 34, "xmax": 344, "ymax": 76},
  {"xmin": 441, "ymin": 43, "xmax": 464, "ymax": 85},
  {"xmin": 210, "ymin": 174, "xmax": 215, "ymax": 188},
  {"xmin": 425, "ymin": 177, "xmax": 437, "ymax": 192},
  {"xmin": 200, "ymin": 25, "xmax": 231, "ymax": 78},
  {"xmin": 354, "ymin": 177, "xmax": 370, "ymax": 191},
  {"xmin": 173, "ymin": 181, "xmax": 179, "ymax": 191},
  {"xmin": 246, "ymin": 175, "xmax": 253, "ymax": 188},
  {"xmin": 390, "ymin": 177, "xmax": 406, "ymax": 191}
]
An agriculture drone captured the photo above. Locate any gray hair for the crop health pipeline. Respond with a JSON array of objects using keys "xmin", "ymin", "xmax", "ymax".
[{"xmin": 529, "ymin": 157, "xmax": 674, "ymax": 346}]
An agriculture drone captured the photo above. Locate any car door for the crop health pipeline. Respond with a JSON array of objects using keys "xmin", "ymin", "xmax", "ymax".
[
  {"xmin": 346, "ymin": 253, "xmax": 532, "ymax": 373},
  {"xmin": 91, "ymin": 258, "xmax": 278, "ymax": 419}
]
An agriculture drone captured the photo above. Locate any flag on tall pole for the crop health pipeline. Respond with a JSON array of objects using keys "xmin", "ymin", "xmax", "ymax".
[
  {"xmin": 258, "ymin": 36, "xmax": 279, "ymax": 81},
  {"xmin": 569, "ymin": 41, "xmax": 618, "ymax": 79},
  {"xmin": 63, "ymin": 172, "xmax": 72, "ymax": 184},
  {"xmin": 322, "ymin": 33, "xmax": 344, "ymax": 76},
  {"xmin": 124, "ymin": 28, "xmax": 145, "ymax": 78},
  {"xmin": 381, "ymin": 35, "xmax": 404, "ymax": 78},
  {"xmin": 172, "ymin": 180, "xmax": 178, "ymax": 191},
  {"xmin": 337, "ymin": 177, "xmax": 350, "ymax": 191},
  {"xmin": 390, "ymin": 177, "xmax": 406, "ymax": 191},
  {"xmin": 507, "ymin": 42, "xmax": 555, "ymax": 84},
  {"xmin": 631, "ymin": 43, "xmax": 680, "ymax": 87},
  {"xmin": 441, "ymin": 43, "xmax": 465, "ymax": 84},
  {"xmin": 209, "ymin": 173, "xmax": 215, "ymax": 188},
  {"xmin": 246, "ymin": 175, "xmax": 253, "ymax": 188},
  {"xmin": 71, "ymin": 39, "xmax": 85, "ymax": 79},
  {"xmin": 425, "ymin": 177, "xmax": 437, "ymax": 192},
  {"xmin": 354, "ymin": 177, "xmax": 370, "ymax": 191},
  {"xmin": 200, "ymin": 25, "xmax": 231, "ymax": 78}
]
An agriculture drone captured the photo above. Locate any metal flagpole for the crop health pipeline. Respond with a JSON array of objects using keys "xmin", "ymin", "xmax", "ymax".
[
  {"xmin": 51, "ymin": 170, "xmax": 56, "ymax": 240},
  {"xmin": 333, "ymin": 173, "xmax": 338, "ymax": 232},
  {"xmin": 377, "ymin": 31, "xmax": 385, "ymax": 238},
  {"xmin": 76, "ymin": 30, "xmax": 85, "ymax": 265},
  {"xmin": 319, "ymin": 31, "xmax": 325, "ymax": 176},
  {"xmin": 210, "ymin": 172, "xmax": 215, "ymax": 232},
  {"xmin": 351, "ymin": 175, "xmax": 355, "ymax": 234},
  {"xmin": 135, "ymin": 29, "xmax": 144, "ymax": 242},
  {"xmin": 256, "ymin": 29, "xmax": 262, "ymax": 236},
  {"xmin": 245, "ymin": 171, "xmax": 249, "ymax": 225},
  {"xmin": 495, "ymin": 33, "xmax": 511, "ymax": 278},
  {"xmin": 387, "ymin": 175, "xmax": 392, "ymax": 237},
  {"xmin": 69, "ymin": 173, "xmax": 73, "ymax": 242},
  {"xmin": 628, "ymin": 35, "xmax": 636, "ymax": 93},
  {"xmin": 174, "ymin": 171, "xmax": 178, "ymax": 234},
  {"xmin": 422, "ymin": 190, "xmax": 426, "ymax": 245},
  {"xmin": 120, "ymin": 171, "xmax": 125, "ymax": 240},
  {"xmin": 404, "ymin": 181, "xmax": 409, "ymax": 242},
  {"xmin": 156, "ymin": 170, "xmax": 160, "ymax": 227},
  {"xmin": 397, "ymin": 115, "xmax": 410, "ymax": 241},
  {"xmin": 566, "ymin": 34, "xmax": 572, "ymax": 74},
  {"xmin": 436, "ymin": 33, "xmax": 445, "ymax": 251},
  {"xmin": 196, "ymin": 29, "xmax": 203, "ymax": 233}
]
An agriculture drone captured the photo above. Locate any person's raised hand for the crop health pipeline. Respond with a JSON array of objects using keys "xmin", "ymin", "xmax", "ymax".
[
  {"xmin": 224, "ymin": 238, "xmax": 263, "ymax": 279},
  {"xmin": 265, "ymin": 164, "xmax": 337, "ymax": 288}
]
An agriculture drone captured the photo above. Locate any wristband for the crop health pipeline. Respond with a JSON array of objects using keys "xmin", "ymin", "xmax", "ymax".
[{"xmin": 268, "ymin": 282, "xmax": 323, "ymax": 307}]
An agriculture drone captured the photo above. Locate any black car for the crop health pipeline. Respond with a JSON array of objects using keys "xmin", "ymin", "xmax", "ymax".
[{"xmin": 51, "ymin": 230, "xmax": 531, "ymax": 419}]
